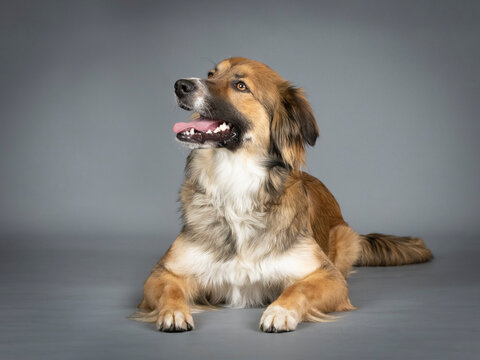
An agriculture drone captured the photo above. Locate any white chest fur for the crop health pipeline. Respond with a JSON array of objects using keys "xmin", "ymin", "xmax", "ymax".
[
  {"xmin": 169, "ymin": 149, "xmax": 321, "ymax": 307},
  {"xmin": 194, "ymin": 149, "xmax": 268, "ymax": 249},
  {"xmin": 201, "ymin": 150, "xmax": 266, "ymax": 207}
]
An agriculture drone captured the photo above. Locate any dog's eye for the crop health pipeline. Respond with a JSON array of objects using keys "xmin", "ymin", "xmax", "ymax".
[
  {"xmin": 235, "ymin": 81, "xmax": 248, "ymax": 91},
  {"xmin": 207, "ymin": 71, "xmax": 214, "ymax": 78}
]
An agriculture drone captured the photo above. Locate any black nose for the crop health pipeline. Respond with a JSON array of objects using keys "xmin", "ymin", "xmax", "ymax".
[{"xmin": 174, "ymin": 79, "xmax": 197, "ymax": 98}]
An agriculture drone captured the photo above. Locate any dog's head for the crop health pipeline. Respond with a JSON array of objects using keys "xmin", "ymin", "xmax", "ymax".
[{"xmin": 173, "ymin": 57, "xmax": 319, "ymax": 168}]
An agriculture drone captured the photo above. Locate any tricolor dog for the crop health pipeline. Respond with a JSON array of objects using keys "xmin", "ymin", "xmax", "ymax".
[{"xmin": 130, "ymin": 57, "xmax": 432, "ymax": 332}]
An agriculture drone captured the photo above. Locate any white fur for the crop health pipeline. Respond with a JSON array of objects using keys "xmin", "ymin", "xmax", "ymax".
[
  {"xmin": 166, "ymin": 149, "xmax": 322, "ymax": 307},
  {"xmin": 167, "ymin": 240, "xmax": 320, "ymax": 307},
  {"xmin": 207, "ymin": 150, "xmax": 266, "ymax": 240},
  {"xmin": 260, "ymin": 305, "xmax": 300, "ymax": 331},
  {"xmin": 200, "ymin": 150, "xmax": 265, "ymax": 202},
  {"xmin": 194, "ymin": 149, "xmax": 270, "ymax": 251},
  {"xmin": 193, "ymin": 96, "xmax": 204, "ymax": 110}
]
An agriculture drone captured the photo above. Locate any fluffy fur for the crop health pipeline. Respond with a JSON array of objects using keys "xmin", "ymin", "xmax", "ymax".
[{"xmin": 130, "ymin": 57, "xmax": 433, "ymax": 333}]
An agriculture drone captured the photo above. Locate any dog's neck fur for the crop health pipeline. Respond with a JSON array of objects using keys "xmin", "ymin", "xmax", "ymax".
[
  {"xmin": 187, "ymin": 148, "xmax": 284, "ymax": 207},
  {"xmin": 184, "ymin": 148, "xmax": 288, "ymax": 252},
  {"xmin": 210, "ymin": 149, "xmax": 264, "ymax": 205}
]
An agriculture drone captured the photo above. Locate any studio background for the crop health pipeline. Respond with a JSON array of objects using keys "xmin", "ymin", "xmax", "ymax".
[{"xmin": 1, "ymin": 1, "xmax": 479, "ymax": 360}]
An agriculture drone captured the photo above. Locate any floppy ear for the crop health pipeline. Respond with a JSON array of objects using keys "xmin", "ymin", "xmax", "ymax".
[{"xmin": 271, "ymin": 84, "xmax": 319, "ymax": 169}]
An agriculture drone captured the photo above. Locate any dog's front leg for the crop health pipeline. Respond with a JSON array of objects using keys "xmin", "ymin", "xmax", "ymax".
[
  {"xmin": 260, "ymin": 264, "xmax": 355, "ymax": 333},
  {"xmin": 141, "ymin": 268, "xmax": 195, "ymax": 332}
]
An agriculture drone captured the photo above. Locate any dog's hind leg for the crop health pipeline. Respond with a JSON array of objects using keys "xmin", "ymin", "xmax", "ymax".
[
  {"xmin": 259, "ymin": 261, "xmax": 355, "ymax": 333},
  {"xmin": 328, "ymin": 225, "xmax": 361, "ymax": 278}
]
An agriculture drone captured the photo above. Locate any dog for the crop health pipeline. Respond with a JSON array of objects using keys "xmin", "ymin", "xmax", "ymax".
[{"xmin": 130, "ymin": 57, "xmax": 433, "ymax": 332}]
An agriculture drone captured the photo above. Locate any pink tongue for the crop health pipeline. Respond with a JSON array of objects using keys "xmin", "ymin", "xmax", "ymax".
[{"xmin": 173, "ymin": 119, "xmax": 222, "ymax": 134}]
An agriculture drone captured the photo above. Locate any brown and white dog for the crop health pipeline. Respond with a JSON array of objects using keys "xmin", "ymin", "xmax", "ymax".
[{"xmin": 130, "ymin": 57, "xmax": 433, "ymax": 333}]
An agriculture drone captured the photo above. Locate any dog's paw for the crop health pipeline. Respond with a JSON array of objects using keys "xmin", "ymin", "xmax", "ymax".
[
  {"xmin": 259, "ymin": 305, "xmax": 300, "ymax": 333},
  {"xmin": 156, "ymin": 308, "xmax": 194, "ymax": 332}
]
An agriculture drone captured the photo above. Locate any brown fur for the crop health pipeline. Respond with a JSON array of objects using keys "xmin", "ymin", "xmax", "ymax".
[
  {"xmin": 130, "ymin": 57, "xmax": 433, "ymax": 333},
  {"xmin": 355, "ymin": 233, "xmax": 433, "ymax": 266}
]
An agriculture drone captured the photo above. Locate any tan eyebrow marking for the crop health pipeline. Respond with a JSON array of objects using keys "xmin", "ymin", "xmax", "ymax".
[{"xmin": 216, "ymin": 61, "xmax": 229, "ymax": 73}]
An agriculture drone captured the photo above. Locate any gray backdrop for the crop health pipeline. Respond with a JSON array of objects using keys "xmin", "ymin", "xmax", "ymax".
[
  {"xmin": 2, "ymin": 0, "xmax": 479, "ymax": 242},
  {"xmin": 1, "ymin": 1, "xmax": 479, "ymax": 360}
]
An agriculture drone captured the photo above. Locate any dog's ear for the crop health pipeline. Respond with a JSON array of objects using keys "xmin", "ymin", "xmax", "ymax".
[{"xmin": 271, "ymin": 84, "xmax": 319, "ymax": 169}]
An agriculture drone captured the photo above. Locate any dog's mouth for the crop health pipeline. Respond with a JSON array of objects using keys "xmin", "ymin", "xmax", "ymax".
[{"xmin": 173, "ymin": 116, "xmax": 239, "ymax": 146}]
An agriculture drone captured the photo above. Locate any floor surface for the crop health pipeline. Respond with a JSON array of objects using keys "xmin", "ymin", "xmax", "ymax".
[{"xmin": 1, "ymin": 235, "xmax": 479, "ymax": 360}]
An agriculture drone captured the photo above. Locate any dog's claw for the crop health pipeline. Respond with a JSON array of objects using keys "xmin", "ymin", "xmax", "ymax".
[{"xmin": 156, "ymin": 309, "xmax": 194, "ymax": 333}]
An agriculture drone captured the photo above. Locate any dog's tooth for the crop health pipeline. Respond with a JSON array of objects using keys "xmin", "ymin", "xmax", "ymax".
[
  {"xmin": 190, "ymin": 128, "xmax": 194, "ymax": 135},
  {"xmin": 214, "ymin": 127, "xmax": 220, "ymax": 133},
  {"xmin": 206, "ymin": 129, "xmax": 212, "ymax": 134}
]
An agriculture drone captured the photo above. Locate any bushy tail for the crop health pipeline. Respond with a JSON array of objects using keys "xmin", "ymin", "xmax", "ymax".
[{"xmin": 355, "ymin": 233, "xmax": 433, "ymax": 266}]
